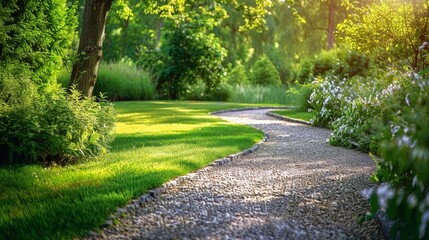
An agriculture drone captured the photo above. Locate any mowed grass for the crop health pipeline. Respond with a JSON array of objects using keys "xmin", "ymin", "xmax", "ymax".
[
  {"xmin": 0, "ymin": 101, "xmax": 272, "ymax": 239},
  {"xmin": 271, "ymin": 109, "xmax": 314, "ymax": 122}
]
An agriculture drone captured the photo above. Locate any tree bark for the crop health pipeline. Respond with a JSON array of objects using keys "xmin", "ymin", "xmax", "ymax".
[
  {"xmin": 69, "ymin": 0, "xmax": 113, "ymax": 97},
  {"xmin": 327, "ymin": 0, "xmax": 336, "ymax": 50}
]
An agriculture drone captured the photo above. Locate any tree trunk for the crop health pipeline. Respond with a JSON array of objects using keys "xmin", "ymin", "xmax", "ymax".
[
  {"xmin": 327, "ymin": 0, "xmax": 336, "ymax": 50},
  {"xmin": 69, "ymin": 0, "xmax": 113, "ymax": 97}
]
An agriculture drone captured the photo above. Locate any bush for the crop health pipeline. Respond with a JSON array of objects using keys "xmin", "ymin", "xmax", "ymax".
[
  {"xmin": 285, "ymin": 84, "xmax": 314, "ymax": 110},
  {"xmin": 308, "ymin": 75, "xmax": 348, "ymax": 127},
  {"xmin": 142, "ymin": 18, "xmax": 227, "ymax": 99},
  {"xmin": 0, "ymin": 67, "xmax": 115, "ymax": 165},
  {"xmin": 300, "ymin": 49, "xmax": 371, "ymax": 83},
  {"xmin": 249, "ymin": 56, "xmax": 282, "ymax": 86},
  {"xmin": 296, "ymin": 58, "xmax": 314, "ymax": 84},
  {"xmin": 313, "ymin": 50, "xmax": 344, "ymax": 78},
  {"xmin": 226, "ymin": 64, "xmax": 250, "ymax": 86},
  {"xmin": 309, "ymin": 68, "xmax": 429, "ymax": 238},
  {"xmin": 184, "ymin": 80, "xmax": 232, "ymax": 101},
  {"xmin": 366, "ymin": 74, "xmax": 429, "ymax": 239}
]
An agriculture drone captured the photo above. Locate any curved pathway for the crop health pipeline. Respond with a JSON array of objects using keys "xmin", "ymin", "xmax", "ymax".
[{"xmin": 91, "ymin": 109, "xmax": 382, "ymax": 239}]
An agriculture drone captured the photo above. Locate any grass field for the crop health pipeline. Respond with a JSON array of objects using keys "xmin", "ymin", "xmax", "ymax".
[
  {"xmin": 0, "ymin": 101, "xmax": 277, "ymax": 239},
  {"xmin": 271, "ymin": 109, "xmax": 314, "ymax": 122}
]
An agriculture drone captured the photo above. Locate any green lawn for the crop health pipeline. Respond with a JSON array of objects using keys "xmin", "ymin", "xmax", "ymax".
[
  {"xmin": 271, "ymin": 109, "xmax": 314, "ymax": 122},
  {"xmin": 0, "ymin": 101, "xmax": 277, "ymax": 239}
]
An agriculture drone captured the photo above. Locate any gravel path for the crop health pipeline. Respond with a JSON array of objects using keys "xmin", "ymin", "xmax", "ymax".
[{"xmin": 89, "ymin": 109, "xmax": 382, "ymax": 240}]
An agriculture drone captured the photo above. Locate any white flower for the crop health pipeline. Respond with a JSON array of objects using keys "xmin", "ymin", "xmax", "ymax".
[
  {"xmin": 420, "ymin": 210, "xmax": 429, "ymax": 238},
  {"xmin": 408, "ymin": 194, "xmax": 418, "ymax": 208},
  {"xmin": 361, "ymin": 187, "xmax": 374, "ymax": 200},
  {"xmin": 376, "ymin": 183, "xmax": 395, "ymax": 209}
]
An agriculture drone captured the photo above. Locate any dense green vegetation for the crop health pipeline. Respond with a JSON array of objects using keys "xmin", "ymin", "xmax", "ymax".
[
  {"xmin": 0, "ymin": 101, "xmax": 266, "ymax": 239},
  {"xmin": 1, "ymin": 0, "xmax": 429, "ymax": 239},
  {"xmin": 305, "ymin": 1, "xmax": 429, "ymax": 238}
]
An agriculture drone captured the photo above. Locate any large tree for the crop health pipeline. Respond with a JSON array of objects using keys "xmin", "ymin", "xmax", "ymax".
[
  {"xmin": 69, "ymin": 0, "xmax": 113, "ymax": 97},
  {"xmin": 69, "ymin": 0, "xmax": 272, "ymax": 97}
]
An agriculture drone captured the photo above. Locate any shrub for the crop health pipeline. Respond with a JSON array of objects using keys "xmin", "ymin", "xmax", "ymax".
[
  {"xmin": 366, "ymin": 74, "xmax": 429, "ymax": 239},
  {"xmin": 142, "ymin": 18, "xmax": 227, "ymax": 99},
  {"xmin": 285, "ymin": 84, "xmax": 314, "ymax": 110},
  {"xmin": 226, "ymin": 64, "xmax": 250, "ymax": 86},
  {"xmin": 296, "ymin": 58, "xmax": 314, "ymax": 84},
  {"xmin": 328, "ymin": 74, "xmax": 410, "ymax": 152},
  {"xmin": 308, "ymin": 75, "xmax": 348, "ymax": 127},
  {"xmin": 0, "ymin": 67, "xmax": 115, "ymax": 165},
  {"xmin": 301, "ymin": 49, "xmax": 371, "ymax": 83},
  {"xmin": 184, "ymin": 80, "xmax": 232, "ymax": 101},
  {"xmin": 249, "ymin": 56, "xmax": 282, "ymax": 86},
  {"xmin": 313, "ymin": 50, "xmax": 343, "ymax": 78}
]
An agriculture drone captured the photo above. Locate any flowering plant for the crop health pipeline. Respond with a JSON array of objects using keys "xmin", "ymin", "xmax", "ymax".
[{"xmin": 367, "ymin": 75, "xmax": 429, "ymax": 239}]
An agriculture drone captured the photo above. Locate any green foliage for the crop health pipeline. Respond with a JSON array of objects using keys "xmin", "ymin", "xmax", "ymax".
[
  {"xmin": 296, "ymin": 58, "xmax": 314, "ymax": 84},
  {"xmin": 309, "ymin": 70, "xmax": 415, "ymax": 150},
  {"xmin": 309, "ymin": 68, "xmax": 429, "ymax": 238},
  {"xmin": 226, "ymin": 64, "xmax": 250, "ymax": 86},
  {"xmin": 142, "ymin": 16, "xmax": 227, "ymax": 99},
  {"xmin": 366, "ymin": 74, "xmax": 429, "ymax": 239},
  {"xmin": 0, "ymin": 0, "xmax": 77, "ymax": 86},
  {"xmin": 313, "ymin": 49, "xmax": 371, "ymax": 79},
  {"xmin": 0, "ymin": 67, "xmax": 115, "ymax": 165},
  {"xmin": 95, "ymin": 61, "xmax": 156, "ymax": 101},
  {"xmin": 337, "ymin": 1, "xmax": 429, "ymax": 68},
  {"xmin": 285, "ymin": 84, "xmax": 314, "ymax": 110},
  {"xmin": 184, "ymin": 80, "xmax": 232, "ymax": 101},
  {"xmin": 308, "ymin": 75, "xmax": 347, "ymax": 127},
  {"xmin": 0, "ymin": 101, "xmax": 264, "ymax": 239},
  {"xmin": 249, "ymin": 56, "xmax": 281, "ymax": 86}
]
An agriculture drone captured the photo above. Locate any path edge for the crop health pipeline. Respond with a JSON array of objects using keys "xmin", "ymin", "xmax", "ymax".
[{"xmin": 85, "ymin": 107, "xmax": 274, "ymax": 237}]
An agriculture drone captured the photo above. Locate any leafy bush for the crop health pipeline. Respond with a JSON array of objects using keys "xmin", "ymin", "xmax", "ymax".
[
  {"xmin": 366, "ymin": 74, "xmax": 429, "ymax": 239},
  {"xmin": 309, "ymin": 70, "xmax": 415, "ymax": 151},
  {"xmin": 300, "ymin": 49, "xmax": 371, "ymax": 84},
  {"xmin": 296, "ymin": 58, "xmax": 314, "ymax": 84},
  {"xmin": 308, "ymin": 75, "xmax": 348, "ymax": 127},
  {"xmin": 313, "ymin": 50, "xmax": 344, "ymax": 78},
  {"xmin": 249, "ymin": 56, "xmax": 282, "ymax": 86},
  {"xmin": 142, "ymin": 17, "xmax": 227, "ymax": 99},
  {"xmin": 226, "ymin": 64, "xmax": 250, "ymax": 86},
  {"xmin": 184, "ymin": 80, "xmax": 232, "ymax": 101},
  {"xmin": 0, "ymin": 68, "xmax": 115, "ymax": 165},
  {"xmin": 329, "ymin": 73, "xmax": 413, "ymax": 152},
  {"xmin": 309, "ymin": 68, "xmax": 429, "ymax": 238},
  {"xmin": 285, "ymin": 84, "xmax": 314, "ymax": 110}
]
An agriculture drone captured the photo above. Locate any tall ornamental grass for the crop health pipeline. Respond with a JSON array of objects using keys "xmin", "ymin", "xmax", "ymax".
[
  {"xmin": 58, "ymin": 62, "xmax": 156, "ymax": 101},
  {"xmin": 228, "ymin": 84, "xmax": 312, "ymax": 107}
]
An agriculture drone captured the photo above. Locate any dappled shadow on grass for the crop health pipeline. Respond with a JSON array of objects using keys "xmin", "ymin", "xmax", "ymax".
[
  {"xmin": 0, "ymin": 165, "xmax": 182, "ymax": 239},
  {"xmin": 111, "ymin": 124, "xmax": 260, "ymax": 153}
]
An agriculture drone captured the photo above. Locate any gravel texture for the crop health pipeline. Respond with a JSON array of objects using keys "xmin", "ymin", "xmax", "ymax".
[{"xmin": 86, "ymin": 109, "xmax": 382, "ymax": 240}]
